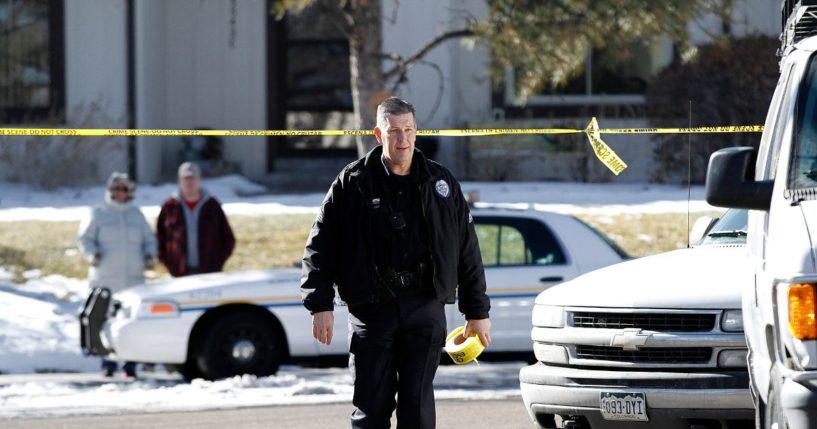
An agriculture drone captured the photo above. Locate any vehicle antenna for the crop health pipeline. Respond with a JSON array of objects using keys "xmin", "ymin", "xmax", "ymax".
[{"xmin": 687, "ymin": 100, "xmax": 692, "ymax": 248}]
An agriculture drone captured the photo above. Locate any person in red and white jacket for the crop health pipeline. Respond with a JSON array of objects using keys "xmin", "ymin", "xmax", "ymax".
[{"xmin": 156, "ymin": 162, "xmax": 235, "ymax": 277}]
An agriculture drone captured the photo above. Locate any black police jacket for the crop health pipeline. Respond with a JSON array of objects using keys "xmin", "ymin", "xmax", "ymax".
[{"xmin": 300, "ymin": 146, "xmax": 490, "ymax": 320}]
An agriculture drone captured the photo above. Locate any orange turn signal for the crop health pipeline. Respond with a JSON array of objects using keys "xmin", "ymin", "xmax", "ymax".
[
  {"xmin": 149, "ymin": 303, "xmax": 177, "ymax": 314},
  {"xmin": 789, "ymin": 283, "xmax": 817, "ymax": 340}
]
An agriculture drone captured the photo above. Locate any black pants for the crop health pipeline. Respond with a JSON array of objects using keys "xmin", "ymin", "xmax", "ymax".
[
  {"xmin": 348, "ymin": 288, "xmax": 446, "ymax": 429},
  {"xmin": 101, "ymin": 360, "xmax": 136, "ymax": 374}
]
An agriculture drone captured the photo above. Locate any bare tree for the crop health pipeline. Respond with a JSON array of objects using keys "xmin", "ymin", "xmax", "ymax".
[{"xmin": 274, "ymin": 0, "xmax": 714, "ymax": 156}]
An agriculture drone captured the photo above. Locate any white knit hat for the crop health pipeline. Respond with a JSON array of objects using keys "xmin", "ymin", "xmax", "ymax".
[{"xmin": 106, "ymin": 172, "xmax": 135, "ymax": 202}]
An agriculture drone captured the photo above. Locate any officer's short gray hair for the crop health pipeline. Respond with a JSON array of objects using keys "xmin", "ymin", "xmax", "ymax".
[{"xmin": 376, "ymin": 97, "xmax": 416, "ymax": 129}]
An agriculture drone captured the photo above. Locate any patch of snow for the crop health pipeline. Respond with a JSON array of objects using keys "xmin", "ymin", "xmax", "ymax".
[
  {"xmin": 0, "ymin": 275, "xmax": 98, "ymax": 375},
  {"xmin": 21, "ymin": 269, "xmax": 42, "ymax": 280},
  {"xmin": 0, "ymin": 177, "xmax": 718, "ymax": 222},
  {"xmin": 0, "ymin": 176, "xmax": 722, "ymax": 418},
  {"xmin": 0, "ymin": 267, "xmax": 14, "ymax": 282},
  {"xmin": 0, "ymin": 271, "xmax": 521, "ymax": 418},
  {"xmin": 0, "ymin": 363, "xmax": 523, "ymax": 419}
]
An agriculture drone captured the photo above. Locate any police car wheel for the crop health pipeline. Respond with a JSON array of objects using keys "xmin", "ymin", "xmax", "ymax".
[
  {"xmin": 168, "ymin": 359, "xmax": 203, "ymax": 381},
  {"xmin": 196, "ymin": 312, "xmax": 282, "ymax": 380}
]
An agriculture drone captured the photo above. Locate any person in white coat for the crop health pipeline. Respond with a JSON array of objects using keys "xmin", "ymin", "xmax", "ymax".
[{"xmin": 78, "ymin": 172, "xmax": 157, "ymax": 377}]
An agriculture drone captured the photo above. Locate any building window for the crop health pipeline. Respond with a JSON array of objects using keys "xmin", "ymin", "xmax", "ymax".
[
  {"xmin": 0, "ymin": 0, "xmax": 64, "ymax": 124},
  {"xmin": 503, "ymin": 40, "xmax": 669, "ymax": 109},
  {"xmin": 282, "ymin": 5, "xmax": 354, "ymax": 156}
]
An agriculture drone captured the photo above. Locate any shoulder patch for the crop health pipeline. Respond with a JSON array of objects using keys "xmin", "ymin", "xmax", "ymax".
[{"xmin": 435, "ymin": 179, "xmax": 450, "ymax": 198}]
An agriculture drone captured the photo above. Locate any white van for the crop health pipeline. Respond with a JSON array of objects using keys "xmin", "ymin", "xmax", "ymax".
[{"xmin": 705, "ymin": 2, "xmax": 817, "ymax": 427}]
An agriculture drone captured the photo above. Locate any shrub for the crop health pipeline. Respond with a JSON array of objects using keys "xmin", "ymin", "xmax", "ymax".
[
  {"xmin": 0, "ymin": 102, "xmax": 123, "ymax": 189},
  {"xmin": 646, "ymin": 35, "xmax": 779, "ymax": 183}
]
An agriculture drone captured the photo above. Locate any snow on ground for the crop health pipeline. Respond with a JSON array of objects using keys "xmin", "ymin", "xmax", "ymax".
[
  {"xmin": 0, "ymin": 362, "xmax": 523, "ymax": 419},
  {"xmin": 0, "ymin": 176, "xmax": 718, "ymax": 418},
  {"xmin": 0, "ymin": 175, "xmax": 717, "ymax": 222},
  {"xmin": 0, "ymin": 175, "xmax": 320, "ymax": 222},
  {"xmin": 0, "ymin": 271, "xmax": 520, "ymax": 419},
  {"xmin": 0, "ymin": 272, "xmax": 99, "ymax": 375}
]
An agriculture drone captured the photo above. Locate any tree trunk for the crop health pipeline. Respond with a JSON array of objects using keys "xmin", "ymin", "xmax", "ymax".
[{"xmin": 348, "ymin": 0, "xmax": 388, "ymax": 158}]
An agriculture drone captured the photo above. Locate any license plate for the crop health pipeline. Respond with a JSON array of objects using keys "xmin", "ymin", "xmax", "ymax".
[{"xmin": 599, "ymin": 392, "xmax": 648, "ymax": 421}]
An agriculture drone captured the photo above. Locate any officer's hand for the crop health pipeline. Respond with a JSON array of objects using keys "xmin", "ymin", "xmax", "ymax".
[
  {"xmin": 464, "ymin": 318, "xmax": 492, "ymax": 347},
  {"xmin": 312, "ymin": 311, "xmax": 334, "ymax": 345}
]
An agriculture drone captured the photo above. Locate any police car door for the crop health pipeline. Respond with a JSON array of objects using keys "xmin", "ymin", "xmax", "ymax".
[{"xmin": 448, "ymin": 214, "xmax": 579, "ymax": 353}]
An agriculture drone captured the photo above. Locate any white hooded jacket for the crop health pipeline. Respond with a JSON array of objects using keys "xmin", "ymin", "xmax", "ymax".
[{"xmin": 78, "ymin": 196, "xmax": 157, "ymax": 292}]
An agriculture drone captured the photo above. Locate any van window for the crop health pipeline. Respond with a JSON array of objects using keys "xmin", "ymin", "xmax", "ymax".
[{"xmin": 792, "ymin": 55, "xmax": 817, "ymax": 189}]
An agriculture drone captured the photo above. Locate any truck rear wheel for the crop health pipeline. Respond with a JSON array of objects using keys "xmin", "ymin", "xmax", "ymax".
[{"xmin": 195, "ymin": 312, "xmax": 284, "ymax": 380}]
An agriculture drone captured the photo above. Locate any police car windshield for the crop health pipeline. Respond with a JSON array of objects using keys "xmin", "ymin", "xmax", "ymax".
[{"xmin": 701, "ymin": 209, "xmax": 748, "ymax": 245}]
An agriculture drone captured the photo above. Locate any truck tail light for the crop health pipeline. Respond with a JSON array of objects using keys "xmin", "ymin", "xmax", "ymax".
[{"xmin": 788, "ymin": 283, "xmax": 817, "ymax": 340}]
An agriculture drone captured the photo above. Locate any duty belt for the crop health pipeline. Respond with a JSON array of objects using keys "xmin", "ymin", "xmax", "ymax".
[
  {"xmin": 374, "ymin": 263, "xmax": 429, "ymax": 298},
  {"xmin": 393, "ymin": 270, "xmax": 417, "ymax": 288}
]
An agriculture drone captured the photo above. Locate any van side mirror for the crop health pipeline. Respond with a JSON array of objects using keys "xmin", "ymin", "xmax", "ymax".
[{"xmin": 705, "ymin": 147, "xmax": 773, "ymax": 211}]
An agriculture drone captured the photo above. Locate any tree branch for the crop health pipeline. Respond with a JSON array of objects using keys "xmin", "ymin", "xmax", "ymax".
[{"xmin": 382, "ymin": 28, "xmax": 476, "ymax": 82}]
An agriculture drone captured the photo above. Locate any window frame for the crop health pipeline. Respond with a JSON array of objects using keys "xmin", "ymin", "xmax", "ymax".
[
  {"xmin": 276, "ymin": 12, "xmax": 355, "ymax": 158},
  {"xmin": 758, "ymin": 62, "xmax": 795, "ymax": 181},
  {"xmin": 503, "ymin": 47, "xmax": 652, "ymax": 108},
  {"xmin": 474, "ymin": 215, "xmax": 569, "ymax": 268},
  {"xmin": 788, "ymin": 52, "xmax": 817, "ymax": 192},
  {"xmin": 0, "ymin": 0, "xmax": 65, "ymax": 124}
]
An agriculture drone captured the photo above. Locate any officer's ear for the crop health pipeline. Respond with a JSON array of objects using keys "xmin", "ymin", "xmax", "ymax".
[{"xmin": 374, "ymin": 126, "xmax": 383, "ymax": 145}]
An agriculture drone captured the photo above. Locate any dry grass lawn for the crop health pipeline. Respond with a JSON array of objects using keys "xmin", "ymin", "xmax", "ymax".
[
  {"xmin": 574, "ymin": 211, "xmax": 722, "ymax": 257},
  {"xmin": 0, "ymin": 211, "xmax": 722, "ymax": 282}
]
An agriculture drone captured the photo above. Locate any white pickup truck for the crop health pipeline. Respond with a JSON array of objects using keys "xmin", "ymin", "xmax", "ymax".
[
  {"xmin": 704, "ymin": 2, "xmax": 817, "ymax": 427},
  {"xmin": 80, "ymin": 207, "xmax": 626, "ymax": 380},
  {"xmin": 520, "ymin": 209, "xmax": 754, "ymax": 429}
]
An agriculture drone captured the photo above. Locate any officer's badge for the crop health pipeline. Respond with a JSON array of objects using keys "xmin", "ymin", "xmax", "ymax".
[{"xmin": 435, "ymin": 179, "xmax": 450, "ymax": 198}]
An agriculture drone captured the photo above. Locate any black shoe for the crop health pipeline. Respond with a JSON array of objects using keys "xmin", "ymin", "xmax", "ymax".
[
  {"xmin": 103, "ymin": 368, "xmax": 115, "ymax": 378},
  {"xmin": 124, "ymin": 369, "xmax": 137, "ymax": 378}
]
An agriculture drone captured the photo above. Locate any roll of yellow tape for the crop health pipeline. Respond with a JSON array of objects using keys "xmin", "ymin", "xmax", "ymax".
[{"xmin": 444, "ymin": 325, "xmax": 485, "ymax": 365}]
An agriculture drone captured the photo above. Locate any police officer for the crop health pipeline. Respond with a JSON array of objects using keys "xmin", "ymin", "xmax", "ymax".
[{"xmin": 301, "ymin": 97, "xmax": 491, "ymax": 428}]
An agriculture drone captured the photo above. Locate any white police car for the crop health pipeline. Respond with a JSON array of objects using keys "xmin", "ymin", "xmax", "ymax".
[{"xmin": 82, "ymin": 207, "xmax": 626, "ymax": 380}]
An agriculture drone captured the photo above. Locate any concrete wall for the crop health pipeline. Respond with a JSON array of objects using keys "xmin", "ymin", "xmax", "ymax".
[
  {"xmin": 382, "ymin": 0, "xmax": 492, "ymax": 174},
  {"xmin": 134, "ymin": 0, "xmax": 167, "ymax": 184},
  {"xmin": 135, "ymin": 0, "xmax": 267, "ymax": 183},
  {"xmin": 64, "ymin": 0, "xmax": 129, "ymax": 181},
  {"xmin": 464, "ymin": 118, "xmax": 665, "ymax": 183},
  {"xmin": 690, "ymin": 0, "xmax": 779, "ymax": 46},
  {"xmin": 57, "ymin": 0, "xmax": 783, "ymax": 185}
]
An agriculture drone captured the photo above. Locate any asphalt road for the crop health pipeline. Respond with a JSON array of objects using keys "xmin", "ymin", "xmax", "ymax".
[{"xmin": 2, "ymin": 398, "xmax": 534, "ymax": 429}]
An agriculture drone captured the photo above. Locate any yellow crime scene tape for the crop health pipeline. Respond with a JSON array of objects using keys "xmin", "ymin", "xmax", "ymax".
[
  {"xmin": 0, "ymin": 118, "xmax": 765, "ymax": 176},
  {"xmin": 444, "ymin": 325, "xmax": 486, "ymax": 365}
]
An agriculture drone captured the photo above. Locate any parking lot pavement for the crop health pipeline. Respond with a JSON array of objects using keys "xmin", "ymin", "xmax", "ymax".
[{"xmin": 1, "ymin": 398, "xmax": 533, "ymax": 429}]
